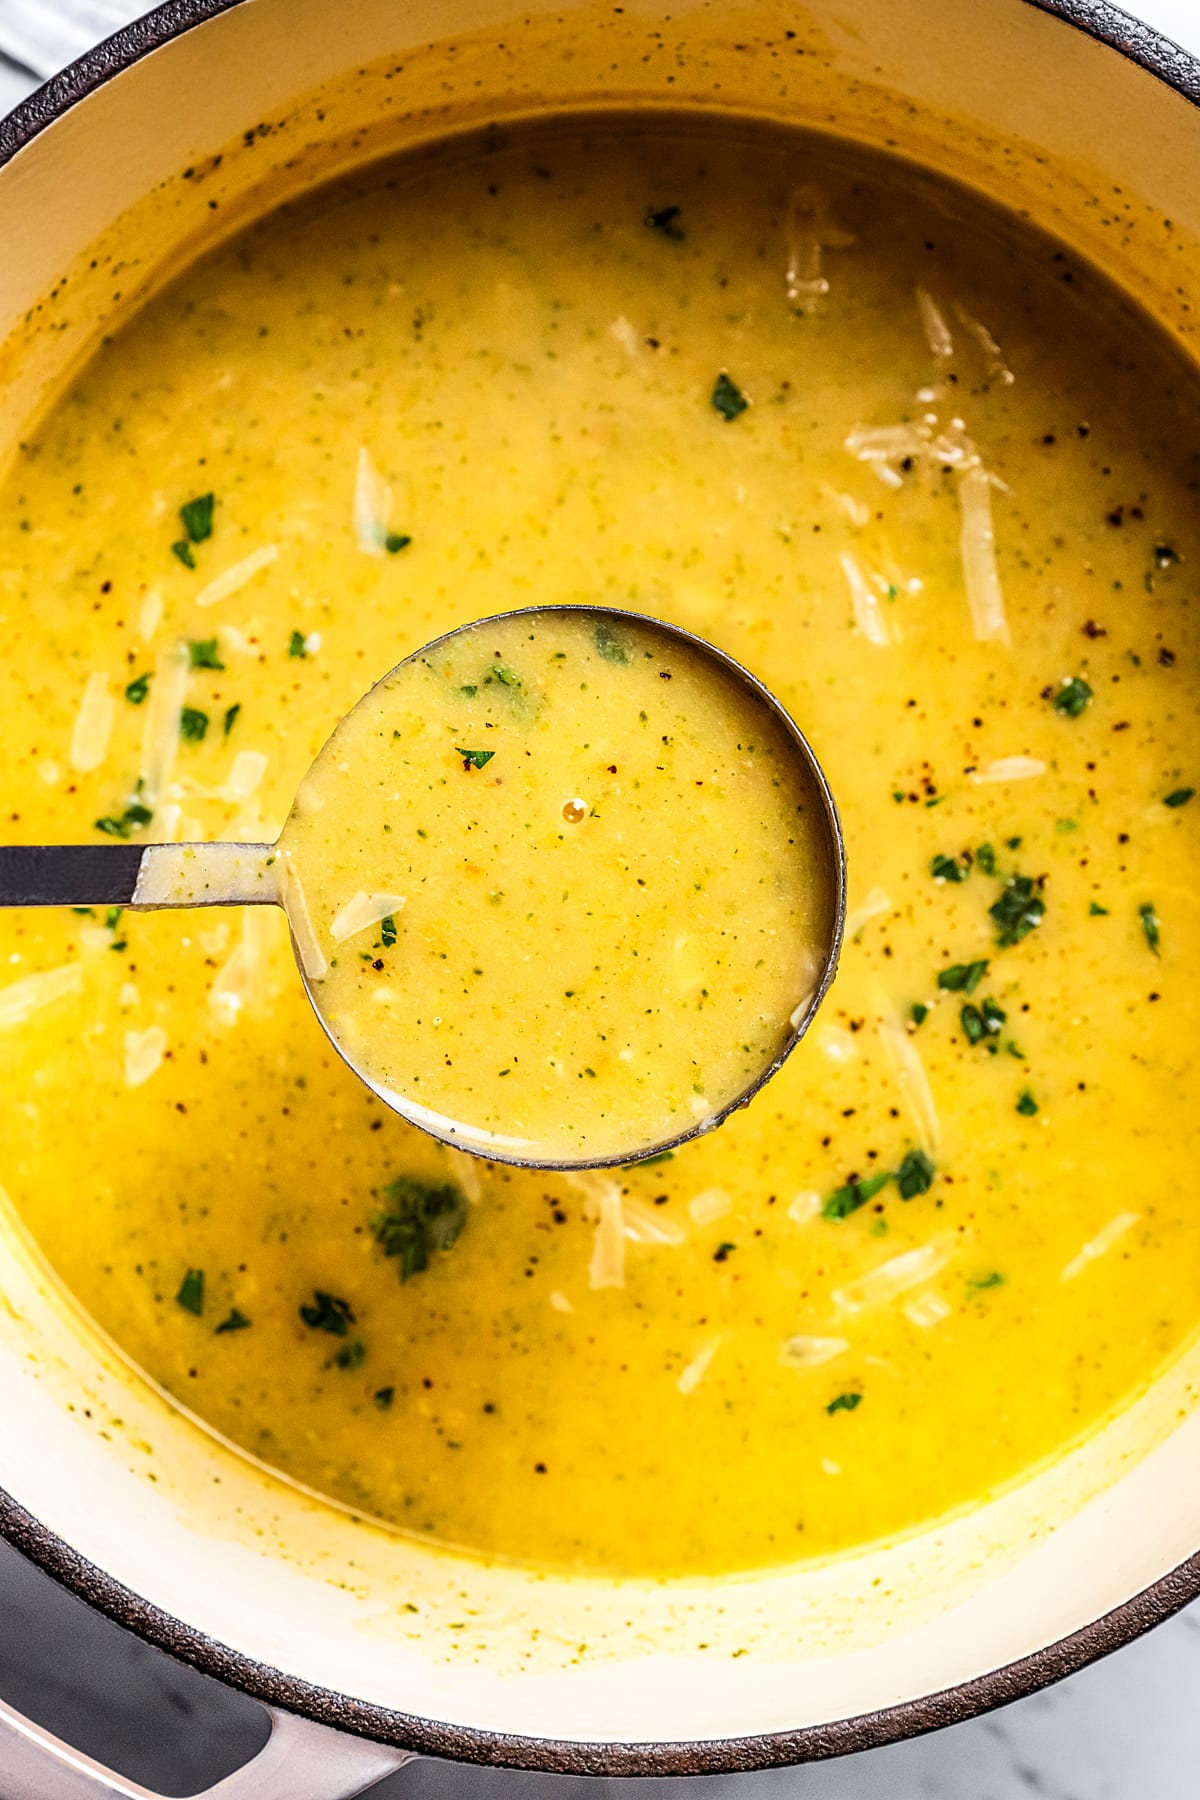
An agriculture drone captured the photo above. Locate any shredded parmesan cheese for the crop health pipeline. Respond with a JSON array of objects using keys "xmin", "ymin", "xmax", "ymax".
[
  {"xmin": 834, "ymin": 1240, "xmax": 950, "ymax": 1314},
  {"xmin": 784, "ymin": 186, "xmax": 855, "ymax": 314},
  {"xmin": 953, "ymin": 303, "xmax": 1014, "ymax": 385},
  {"xmin": 778, "ymin": 1333, "xmax": 848, "ymax": 1369},
  {"xmin": 138, "ymin": 589, "xmax": 163, "ymax": 642},
  {"xmin": 195, "ymin": 543, "xmax": 279, "ymax": 608},
  {"xmin": 915, "ymin": 286, "xmax": 954, "ymax": 360},
  {"xmin": 220, "ymin": 751, "xmax": 269, "ymax": 806},
  {"xmin": 815, "ymin": 1023, "xmax": 858, "ymax": 1064},
  {"xmin": 0, "ymin": 962, "xmax": 83, "ymax": 1031},
  {"xmin": 354, "ymin": 445, "xmax": 392, "ymax": 555},
  {"xmin": 328, "ymin": 890, "xmax": 406, "ymax": 946},
  {"xmin": 877, "ymin": 1015, "xmax": 941, "ymax": 1155},
  {"xmin": 280, "ymin": 864, "xmax": 329, "ymax": 981},
  {"xmin": 787, "ymin": 1190, "xmax": 822, "ymax": 1225},
  {"xmin": 124, "ymin": 1026, "xmax": 167, "ymax": 1088},
  {"xmin": 959, "ymin": 464, "xmax": 1010, "ymax": 644},
  {"xmin": 209, "ymin": 907, "xmax": 276, "ymax": 1026},
  {"xmin": 69, "ymin": 672, "xmax": 115, "ymax": 773},
  {"xmin": 904, "ymin": 1291, "xmax": 952, "ymax": 1329},
  {"xmin": 586, "ymin": 1179, "xmax": 626, "ymax": 1289},
  {"xmin": 140, "ymin": 643, "xmax": 189, "ymax": 808},
  {"xmin": 549, "ymin": 1290, "xmax": 574, "ymax": 1314},
  {"xmin": 677, "ymin": 1337, "xmax": 722, "ymax": 1394},
  {"xmin": 622, "ymin": 1195, "xmax": 686, "ymax": 1246},
  {"xmin": 1062, "ymin": 1211, "xmax": 1140, "ymax": 1282},
  {"xmin": 971, "ymin": 755, "xmax": 1047, "ymax": 784},
  {"xmin": 840, "ymin": 551, "xmax": 892, "ymax": 646},
  {"xmin": 688, "ymin": 1186, "xmax": 732, "ymax": 1226},
  {"xmin": 609, "ymin": 314, "xmax": 641, "ymax": 355},
  {"xmin": 845, "ymin": 887, "xmax": 892, "ymax": 938},
  {"xmin": 446, "ymin": 1148, "xmax": 484, "ymax": 1206}
]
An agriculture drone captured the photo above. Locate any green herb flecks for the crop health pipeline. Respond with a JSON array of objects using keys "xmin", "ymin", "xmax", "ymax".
[
  {"xmin": 711, "ymin": 371, "xmax": 749, "ymax": 422},
  {"xmin": 961, "ymin": 997, "xmax": 1006, "ymax": 1046},
  {"xmin": 822, "ymin": 1171, "xmax": 891, "ymax": 1221},
  {"xmin": 1016, "ymin": 1090, "xmax": 1038, "ymax": 1116},
  {"xmin": 176, "ymin": 1268, "xmax": 204, "ymax": 1317},
  {"xmin": 1164, "ymin": 788, "xmax": 1195, "ymax": 809},
  {"xmin": 645, "ymin": 203, "xmax": 684, "ymax": 240},
  {"xmin": 94, "ymin": 798, "xmax": 153, "ymax": 839},
  {"xmin": 223, "ymin": 703, "xmax": 241, "ymax": 736},
  {"xmin": 937, "ymin": 960, "xmax": 989, "ymax": 994},
  {"xmin": 288, "ymin": 629, "xmax": 309, "ymax": 659},
  {"xmin": 380, "ymin": 915, "xmax": 398, "ymax": 950},
  {"xmin": 990, "ymin": 874, "xmax": 1045, "ymax": 947},
  {"xmin": 371, "ymin": 1176, "xmax": 467, "ymax": 1281},
  {"xmin": 967, "ymin": 1271, "xmax": 1005, "ymax": 1294},
  {"xmin": 171, "ymin": 540, "xmax": 196, "ymax": 570},
  {"xmin": 486, "ymin": 663, "xmax": 521, "ymax": 688},
  {"xmin": 179, "ymin": 493, "xmax": 215, "ymax": 544},
  {"xmin": 299, "ymin": 1291, "xmax": 355, "ymax": 1335},
  {"xmin": 975, "ymin": 843, "xmax": 996, "ymax": 876},
  {"xmin": 930, "ymin": 853, "xmax": 967, "ymax": 884},
  {"xmin": 214, "ymin": 1309, "xmax": 251, "ymax": 1334},
  {"xmin": 896, "ymin": 1149, "xmax": 935, "ymax": 1199},
  {"xmin": 595, "ymin": 620, "xmax": 631, "ymax": 664},
  {"xmin": 180, "ymin": 706, "xmax": 209, "ymax": 743},
  {"xmin": 1052, "ymin": 676, "xmax": 1093, "ymax": 717},
  {"xmin": 911, "ymin": 1002, "xmax": 929, "ymax": 1027},
  {"xmin": 1090, "ymin": 902, "xmax": 1109, "ymax": 916},
  {"xmin": 333, "ymin": 1338, "xmax": 366, "ymax": 1371},
  {"xmin": 188, "ymin": 638, "xmax": 224, "ymax": 671},
  {"xmin": 124, "ymin": 673, "xmax": 151, "ymax": 706},
  {"xmin": 826, "ymin": 1392, "xmax": 862, "ymax": 1415},
  {"xmin": 1139, "ymin": 902, "xmax": 1161, "ymax": 955},
  {"xmin": 373, "ymin": 1386, "xmax": 395, "ymax": 1410},
  {"xmin": 385, "ymin": 533, "xmax": 412, "ymax": 555},
  {"xmin": 456, "ymin": 747, "xmax": 495, "ymax": 770}
]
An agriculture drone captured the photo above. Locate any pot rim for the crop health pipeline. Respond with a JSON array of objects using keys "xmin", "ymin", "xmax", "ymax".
[{"xmin": 0, "ymin": 0, "xmax": 1198, "ymax": 1776}]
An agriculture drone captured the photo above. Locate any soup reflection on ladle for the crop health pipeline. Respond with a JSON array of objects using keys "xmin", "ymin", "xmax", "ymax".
[{"xmin": 0, "ymin": 607, "xmax": 845, "ymax": 1169}]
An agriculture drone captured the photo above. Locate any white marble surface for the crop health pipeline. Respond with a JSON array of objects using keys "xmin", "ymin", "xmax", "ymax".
[{"xmin": 0, "ymin": 2, "xmax": 1197, "ymax": 1794}]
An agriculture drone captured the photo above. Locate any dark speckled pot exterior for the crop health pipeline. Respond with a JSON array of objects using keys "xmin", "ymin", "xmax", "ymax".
[{"xmin": 0, "ymin": 0, "xmax": 1197, "ymax": 1777}]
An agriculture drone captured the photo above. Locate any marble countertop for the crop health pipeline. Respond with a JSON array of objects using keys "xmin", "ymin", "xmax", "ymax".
[{"xmin": 0, "ymin": 2, "xmax": 1197, "ymax": 1793}]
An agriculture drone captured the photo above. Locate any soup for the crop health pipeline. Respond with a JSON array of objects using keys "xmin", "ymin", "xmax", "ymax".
[
  {"xmin": 280, "ymin": 606, "xmax": 833, "ymax": 1164},
  {"xmin": 1, "ymin": 120, "xmax": 1198, "ymax": 1576}
]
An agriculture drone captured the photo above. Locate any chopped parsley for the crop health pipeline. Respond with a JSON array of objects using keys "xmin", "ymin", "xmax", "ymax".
[
  {"xmin": 595, "ymin": 620, "xmax": 631, "ymax": 664},
  {"xmin": 176, "ymin": 1268, "xmax": 204, "ymax": 1317},
  {"xmin": 930, "ymin": 852, "xmax": 967, "ymax": 884},
  {"xmin": 1139, "ymin": 901, "xmax": 1161, "ymax": 955},
  {"xmin": 179, "ymin": 493, "xmax": 215, "ymax": 544},
  {"xmin": 486, "ymin": 663, "xmax": 521, "ymax": 688},
  {"xmin": 711, "ymin": 371, "xmax": 748, "ymax": 422},
  {"xmin": 937, "ymin": 960, "xmax": 988, "ymax": 994},
  {"xmin": 94, "ymin": 799, "xmax": 153, "ymax": 839},
  {"xmin": 223, "ymin": 703, "xmax": 241, "ymax": 736},
  {"xmin": 975, "ymin": 843, "xmax": 996, "ymax": 876},
  {"xmin": 623, "ymin": 1149, "xmax": 676, "ymax": 1168},
  {"xmin": 380, "ymin": 915, "xmax": 398, "ymax": 949},
  {"xmin": 456, "ymin": 747, "xmax": 495, "ymax": 770},
  {"xmin": 1016, "ymin": 1090, "xmax": 1038, "ymax": 1116},
  {"xmin": 1164, "ymin": 788, "xmax": 1195, "ymax": 808},
  {"xmin": 1089, "ymin": 902, "xmax": 1109, "ymax": 916},
  {"xmin": 171, "ymin": 540, "xmax": 196, "ymax": 570},
  {"xmin": 990, "ymin": 874, "xmax": 1045, "ymax": 946},
  {"xmin": 1052, "ymin": 675, "xmax": 1093, "ymax": 717},
  {"xmin": 188, "ymin": 638, "xmax": 224, "ymax": 671},
  {"xmin": 288, "ymin": 629, "xmax": 309, "ymax": 658},
  {"xmin": 967, "ymin": 1271, "xmax": 1005, "ymax": 1293},
  {"xmin": 373, "ymin": 1386, "xmax": 395, "ymax": 1410},
  {"xmin": 826, "ymin": 1392, "xmax": 862, "ymax": 1415},
  {"xmin": 896, "ymin": 1149, "xmax": 935, "ymax": 1199},
  {"xmin": 645, "ymin": 203, "xmax": 684, "ymax": 239},
  {"xmin": 299, "ymin": 1290, "xmax": 355, "ymax": 1335},
  {"xmin": 385, "ymin": 532, "xmax": 412, "ymax": 554},
  {"xmin": 371, "ymin": 1176, "xmax": 467, "ymax": 1281},
  {"xmin": 822, "ymin": 1171, "xmax": 891, "ymax": 1221},
  {"xmin": 180, "ymin": 706, "xmax": 209, "ymax": 743},
  {"xmin": 214, "ymin": 1308, "xmax": 251, "ymax": 1334},
  {"xmin": 911, "ymin": 1002, "xmax": 929, "ymax": 1026},
  {"xmin": 124, "ymin": 673, "xmax": 150, "ymax": 706},
  {"xmin": 333, "ymin": 1338, "xmax": 366, "ymax": 1371},
  {"xmin": 961, "ymin": 996, "xmax": 1006, "ymax": 1046}
]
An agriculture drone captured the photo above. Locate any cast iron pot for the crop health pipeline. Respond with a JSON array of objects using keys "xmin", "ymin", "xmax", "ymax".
[{"xmin": 0, "ymin": 1, "xmax": 1199, "ymax": 1793}]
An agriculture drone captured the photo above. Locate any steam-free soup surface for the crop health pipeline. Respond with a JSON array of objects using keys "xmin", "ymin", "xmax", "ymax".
[
  {"xmin": 282, "ymin": 608, "xmax": 829, "ymax": 1162},
  {"xmin": 1, "ymin": 123, "xmax": 1199, "ymax": 1576}
]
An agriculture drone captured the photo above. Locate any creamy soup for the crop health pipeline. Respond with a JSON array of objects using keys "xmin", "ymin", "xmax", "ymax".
[
  {"xmin": 280, "ymin": 606, "xmax": 833, "ymax": 1163},
  {"xmin": 1, "ymin": 121, "xmax": 1199, "ymax": 1577}
]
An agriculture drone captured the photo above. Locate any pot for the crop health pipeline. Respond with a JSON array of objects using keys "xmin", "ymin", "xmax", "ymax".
[{"xmin": 0, "ymin": 1, "xmax": 1198, "ymax": 1793}]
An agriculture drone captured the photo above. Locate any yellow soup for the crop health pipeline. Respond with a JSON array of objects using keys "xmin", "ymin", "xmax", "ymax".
[
  {"xmin": 280, "ymin": 606, "xmax": 833, "ymax": 1164},
  {"xmin": 2, "ymin": 120, "xmax": 1200, "ymax": 1577}
]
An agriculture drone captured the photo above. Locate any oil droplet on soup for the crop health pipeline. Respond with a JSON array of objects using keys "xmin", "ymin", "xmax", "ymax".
[
  {"xmin": 1, "ymin": 121, "xmax": 1199, "ymax": 1577},
  {"xmin": 281, "ymin": 610, "xmax": 830, "ymax": 1163}
]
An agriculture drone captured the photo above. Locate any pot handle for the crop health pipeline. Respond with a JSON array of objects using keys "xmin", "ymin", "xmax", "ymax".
[{"xmin": 0, "ymin": 1695, "xmax": 413, "ymax": 1799}]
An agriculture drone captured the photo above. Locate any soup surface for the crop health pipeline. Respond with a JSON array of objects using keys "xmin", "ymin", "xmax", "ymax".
[
  {"xmin": 280, "ymin": 606, "xmax": 832, "ymax": 1164},
  {"xmin": 2, "ymin": 122, "xmax": 1199, "ymax": 1576}
]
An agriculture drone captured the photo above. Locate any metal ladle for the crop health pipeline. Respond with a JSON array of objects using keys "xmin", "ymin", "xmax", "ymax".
[{"xmin": 0, "ymin": 606, "xmax": 846, "ymax": 1169}]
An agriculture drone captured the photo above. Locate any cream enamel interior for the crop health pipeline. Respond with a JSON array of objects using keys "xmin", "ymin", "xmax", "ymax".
[{"xmin": 0, "ymin": 0, "xmax": 1198, "ymax": 1752}]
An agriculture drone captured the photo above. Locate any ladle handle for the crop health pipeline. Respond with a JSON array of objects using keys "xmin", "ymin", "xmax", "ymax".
[{"xmin": 0, "ymin": 843, "xmax": 280, "ymax": 910}]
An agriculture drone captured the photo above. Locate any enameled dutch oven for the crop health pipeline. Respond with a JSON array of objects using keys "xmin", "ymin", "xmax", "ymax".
[{"xmin": 0, "ymin": 2, "xmax": 1198, "ymax": 1793}]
